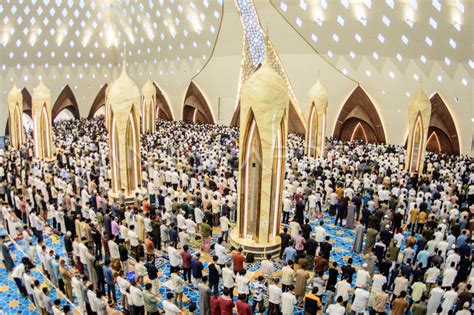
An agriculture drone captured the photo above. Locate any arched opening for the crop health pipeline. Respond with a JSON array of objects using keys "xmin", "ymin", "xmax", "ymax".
[
  {"xmin": 54, "ymin": 108, "xmax": 75, "ymax": 122},
  {"xmin": 88, "ymin": 84, "xmax": 108, "ymax": 118},
  {"xmin": 231, "ymin": 99, "xmax": 305, "ymax": 134},
  {"xmin": 183, "ymin": 82, "xmax": 214, "ymax": 124},
  {"xmin": 93, "ymin": 106, "xmax": 106, "ymax": 117},
  {"xmin": 5, "ymin": 88, "xmax": 33, "ymax": 136},
  {"xmin": 429, "ymin": 93, "xmax": 460, "ymax": 155},
  {"xmin": 23, "ymin": 113, "xmax": 33, "ymax": 134},
  {"xmin": 239, "ymin": 112, "xmax": 262, "ymax": 240},
  {"xmin": 426, "ymin": 126, "xmax": 455, "ymax": 155},
  {"xmin": 338, "ymin": 117, "xmax": 378, "ymax": 143},
  {"xmin": 333, "ymin": 86, "xmax": 386, "ymax": 143},
  {"xmin": 52, "ymin": 85, "xmax": 80, "ymax": 120},
  {"xmin": 407, "ymin": 114, "xmax": 424, "ymax": 174},
  {"xmin": 153, "ymin": 82, "xmax": 174, "ymax": 121}
]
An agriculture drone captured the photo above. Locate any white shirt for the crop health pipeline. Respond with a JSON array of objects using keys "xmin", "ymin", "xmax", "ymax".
[
  {"xmin": 335, "ymin": 280, "xmax": 351, "ymax": 301},
  {"xmin": 214, "ymin": 243, "xmax": 227, "ymax": 265},
  {"xmin": 268, "ymin": 284, "xmax": 282, "ymax": 304},
  {"xmin": 281, "ymin": 292, "xmax": 297, "ymax": 314},
  {"xmin": 129, "ymin": 286, "xmax": 144, "ymax": 306},
  {"xmin": 108, "ymin": 240, "xmax": 120, "ymax": 259},
  {"xmin": 355, "ymin": 269, "xmax": 370, "ymax": 288},
  {"xmin": 261, "ymin": 259, "xmax": 274, "ymax": 277},
  {"xmin": 351, "ymin": 288, "xmax": 370, "ymax": 313},
  {"xmin": 167, "ymin": 246, "xmax": 181, "ymax": 267},
  {"xmin": 314, "ymin": 226, "xmax": 327, "ymax": 242},
  {"xmin": 235, "ymin": 274, "xmax": 249, "ymax": 294},
  {"xmin": 185, "ymin": 218, "xmax": 197, "ymax": 234},
  {"xmin": 11, "ymin": 263, "xmax": 25, "ymax": 278},
  {"xmin": 220, "ymin": 216, "xmax": 230, "ymax": 232},
  {"xmin": 441, "ymin": 267, "xmax": 457, "ymax": 287},
  {"xmin": 128, "ymin": 230, "xmax": 139, "ymax": 247},
  {"xmin": 425, "ymin": 266, "xmax": 441, "ymax": 284},
  {"xmin": 163, "ymin": 300, "xmax": 180, "ymax": 315},
  {"xmin": 222, "ymin": 267, "xmax": 235, "ymax": 288},
  {"xmin": 327, "ymin": 303, "xmax": 345, "ymax": 315},
  {"xmin": 371, "ymin": 274, "xmax": 387, "ymax": 293}
]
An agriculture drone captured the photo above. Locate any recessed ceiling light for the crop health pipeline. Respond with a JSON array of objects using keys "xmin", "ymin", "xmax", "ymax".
[
  {"xmin": 378, "ymin": 34, "xmax": 385, "ymax": 43},
  {"xmin": 425, "ymin": 36, "xmax": 432, "ymax": 47},
  {"xmin": 406, "ymin": 92, "xmax": 410, "ymax": 97},
  {"xmin": 366, "ymin": 70, "xmax": 371, "ymax": 76},
  {"xmin": 462, "ymin": 78, "xmax": 468, "ymax": 86},
  {"xmin": 454, "ymin": 97, "xmax": 459, "ymax": 102},
  {"xmin": 449, "ymin": 38, "xmax": 456, "ymax": 49},
  {"xmin": 389, "ymin": 72, "xmax": 395, "ymax": 79},
  {"xmin": 413, "ymin": 74, "xmax": 419, "ymax": 81},
  {"xmin": 355, "ymin": 33, "xmax": 362, "ymax": 42},
  {"xmin": 429, "ymin": 17, "xmax": 438, "ymax": 29},
  {"xmin": 437, "ymin": 75, "xmax": 443, "ymax": 82},
  {"xmin": 382, "ymin": 15, "xmax": 390, "ymax": 27}
]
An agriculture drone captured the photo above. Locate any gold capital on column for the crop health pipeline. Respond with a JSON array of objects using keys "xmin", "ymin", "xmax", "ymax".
[
  {"xmin": 32, "ymin": 81, "xmax": 54, "ymax": 160},
  {"xmin": 306, "ymin": 78, "xmax": 328, "ymax": 158},
  {"xmin": 106, "ymin": 59, "xmax": 142, "ymax": 198},
  {"xmin": 406, "ymin": 89, "xmax": 431, "ymax": 175},
  {"xmin": 7, "ymin": 84, "xmax": 24, "ymax": 149},
  {"xmin": 141, "ymin": 80, "xmax": 156, "ymax": 134},
  {"xmin": 230, "ymin": 60, "xmax": 288, "ymax": 257}
]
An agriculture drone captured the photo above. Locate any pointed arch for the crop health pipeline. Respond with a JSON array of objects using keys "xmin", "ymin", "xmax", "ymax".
[
  {"xmin": 5, "ymin": 88, "xmax": 33, "ymax": 136},
  {"xmin": 88, "ymin": 84, "xmax": 108, "ymax": 118},
  {"xmin": 230, "ymin": 99, "xmax": 305, "ymax": 134},
  {"xmin": 153, "ymin": 82, "xmax": 174, "ymax": 121},
  {"xmin": 428, "ymin": 93, "xmax": 460, "ymax": 155},
  {"xmin": 333, "ymin": 86, "xmax": 386, "ymax": 143},
  {"xmin": 183, "ymin": 82, "xmax": 215, "ymax": 124},
  {"xmin": 52, "ymin": 85, "xmax": 80, "ymax": 120},
  {"xmin": 239, "ymin": 110, "xmax": 262, "ymax": 239}
]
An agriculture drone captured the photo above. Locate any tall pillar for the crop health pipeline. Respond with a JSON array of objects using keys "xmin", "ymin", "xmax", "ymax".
[
  {"xmin": 32, "ymin": 81, "xmax": 54, "ymax": 160},
  {"xmin": 107, "ymin": 62, "xmax": 143, "ymax": 198},
  {"xmin": 7, "ymin": 85, "xmax": 24, "ymax": 149},
  {"xmin": 229, "ymin": 60, "xmax": 288, "ymax": 258},
  {"xmin": 406, "ymin": 89, "xmax": 431, "ymax": 175},
  {"xmin": 141, "ymin": 80, "xmax": 156, "ymax": 134},
  {"xmin": 305, "ymin": 79, "xmax": 328, "ymax": 158}
]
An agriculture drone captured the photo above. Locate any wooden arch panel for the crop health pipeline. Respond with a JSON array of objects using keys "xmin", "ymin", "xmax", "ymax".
[
  {"xmin": 333, "ymin": 85, "xmax": 386, "ymax": 143},
  {"xmin": 429, "ymin": 93, "xmax": 460, "ymax": 155},
  {"xmin": 153, "ymin": 82, "xmax": 173, "ymax": 121},
  {"xmin": 183, "ymin": 82, "xmax": 214, "ymax": 124},
  {"xmin": 230, "ymin": 100, "xmax": 305, "ymax": 134},
  {"xmin": 88, "ymin": 84, "xmax": 108, "ymax": 118},
  {"xmin": 338, "ymin": 117, "xmax": 378, "ymax": 143},
  {"xmin": 52, "ymin": 85, "xmax": 80, "ymax": 120},
  {"xmin": 5, "ymin": 88, "xmax": 33, "ymax": 135}
]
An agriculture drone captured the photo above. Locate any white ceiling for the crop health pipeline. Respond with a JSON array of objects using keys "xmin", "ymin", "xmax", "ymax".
[
  {"xmin": 271, "ymin": 0, "xmax": 473, "ymax": 78},
  {"xmin": 0, "ymin": 0, "xmax": 223, "ymax": 68}
]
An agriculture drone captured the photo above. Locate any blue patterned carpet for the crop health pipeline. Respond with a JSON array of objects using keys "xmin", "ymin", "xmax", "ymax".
[{"xmin": 0, "ymin": 210, "xmax": 366, "ymax": 314}]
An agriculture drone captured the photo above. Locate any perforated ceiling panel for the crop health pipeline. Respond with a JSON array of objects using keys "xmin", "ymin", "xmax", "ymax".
[
  {"xmin": 272, "ymin": 0, "xmax": 472, "ymax": 87},
  {"xmin": 0, "ymin": 0, "xmax": 223, "ymax": 68}
]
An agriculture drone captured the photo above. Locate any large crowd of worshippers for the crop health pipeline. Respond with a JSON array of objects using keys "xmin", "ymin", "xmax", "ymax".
[{"xmin": 0, "ymin": 116, "xmax": 473, "ymax": 315}]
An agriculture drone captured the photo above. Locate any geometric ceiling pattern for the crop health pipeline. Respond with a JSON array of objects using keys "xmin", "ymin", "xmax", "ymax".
[
  {"xmin": 0, "ymin": 0, "xmax": 223, "ymax": 68},
  {"xmin": 272, "ymin": 0, "xmax": 473, "ymax": 84}
]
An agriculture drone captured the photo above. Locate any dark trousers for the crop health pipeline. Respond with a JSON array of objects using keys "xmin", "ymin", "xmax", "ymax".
[
  {"xmin": 170, "ymin": 265, "xmax": 180, "ymax": 274},
  {"xmin": 132, "ymin": 305, "xmax": 144, "ymax": 315},
  {"xmin": 335, "ymin": 214, "xmax": 344, "ymax": 227},
  {"xmin": 107, "ymin": 282, "xmax": 117, "ymax": 302},
  {"xmin": 282, "ymin": 212, "xmax": 290, "ymax": 224},
  {"xmin": 209, "ymin": 281, "xmax": 219, "ymax": 294},
  {"xmin": 183, "ymin": 267, "xmax": 192, "ymax": 283},
  {"xmin": 153, "ymin": 235, "xmax": 161, "ymax": 250},
  {"xmin": 14, "ymin": 277, "xmax": 27, "ymax": 296}
]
